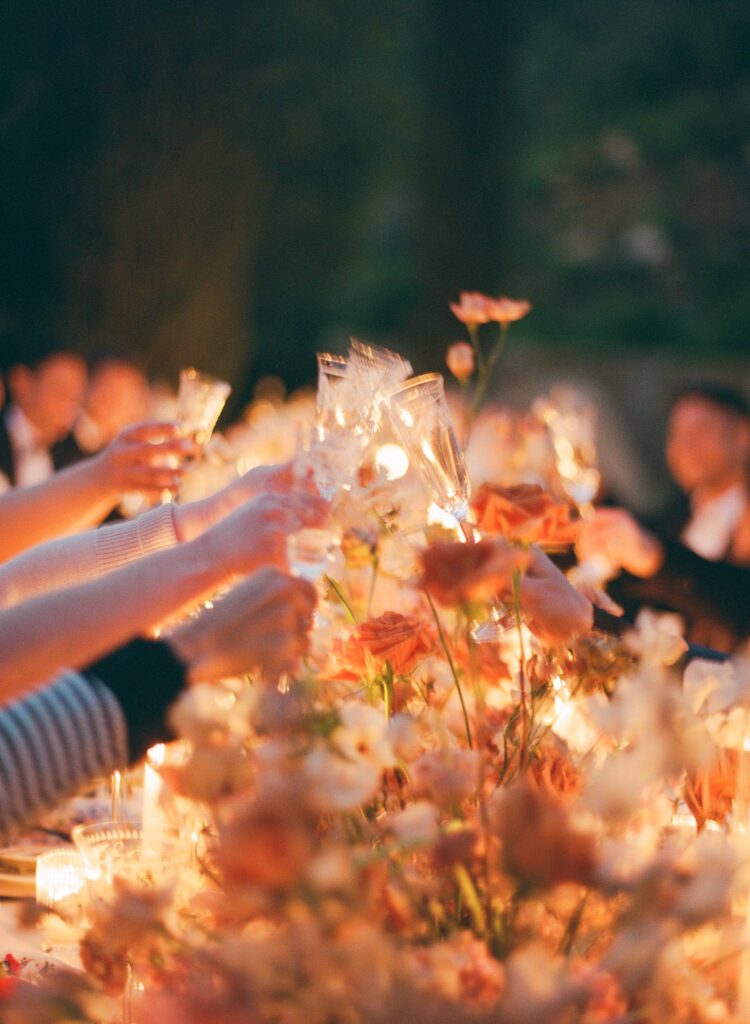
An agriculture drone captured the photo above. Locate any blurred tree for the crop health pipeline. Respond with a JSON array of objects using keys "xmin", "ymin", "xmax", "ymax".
[{"xmin": 0, "ymin": 0, "xmax": 747, "ymax": 402}]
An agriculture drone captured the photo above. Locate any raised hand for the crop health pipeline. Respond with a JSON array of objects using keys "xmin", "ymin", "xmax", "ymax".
[
  {"xmin": 90, "ymin": 421, "xmax": 198, "ymax": 499},
  {"xmin": 169, "ymin": 567, "xmax": 317, "ymax": 683},
  {"xmin": 576, "ymin": 508, "xmax": 663, "ymax": 578}
]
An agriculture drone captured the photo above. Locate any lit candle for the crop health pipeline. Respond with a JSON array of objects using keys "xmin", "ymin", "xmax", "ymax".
[{"xmin": 141, "ymin": 743, "xmax": 166, "ymax": 858}]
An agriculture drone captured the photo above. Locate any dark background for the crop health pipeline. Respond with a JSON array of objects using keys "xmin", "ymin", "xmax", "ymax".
[{"xmin": 1, "ymin": 0, "xmax": 748, "ymax": 417}]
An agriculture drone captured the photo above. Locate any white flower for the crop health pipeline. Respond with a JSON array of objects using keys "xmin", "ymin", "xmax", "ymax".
[
  {"xmin": 387, "ymin": 713, "xmax": 423, "ymax": 762},
  {"xmin": 683, "ymin": 658, "xmax": 747, "ymax": 717},
  {"xmin": 305, "ymin": 744, "xmax": 382, "ymax": 812},
  {"xmin": 672, "ymin": 831, "xmax": 737, "ymax": 925},
  {"xmin": 625, "ymin": 609, "xmax": 688, "ymax": 666},
  {"xmin": 333, "ymin": 703, "xmax": 395, "ymax": 768},
  {"xmin": 386, "ymin": 801, "xmax": 439, "ymax": 845}
]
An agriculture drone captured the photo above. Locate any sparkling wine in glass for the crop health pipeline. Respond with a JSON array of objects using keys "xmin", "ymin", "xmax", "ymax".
[{"xmin": 388, "ymin": 373, "xmax": 470, "ymax": 523}]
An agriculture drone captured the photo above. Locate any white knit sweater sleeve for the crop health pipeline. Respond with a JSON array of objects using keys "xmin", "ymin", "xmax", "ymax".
[{"xmin": 0, "ymin": 504, "xmax": 179, "ymax": 610}]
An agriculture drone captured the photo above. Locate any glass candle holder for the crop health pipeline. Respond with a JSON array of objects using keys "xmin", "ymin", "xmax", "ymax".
[{"xmin": 36, "ymin": 847, "xmax": 86, "ymax": 927}]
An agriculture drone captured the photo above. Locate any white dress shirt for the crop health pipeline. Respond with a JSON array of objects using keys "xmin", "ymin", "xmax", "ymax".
[
  {"xmin": 681, "ymin": 483, "xmax": 747, "ymax": 561},
  {"xmin": 0, "ymin": 405, "xmax": 55, "ymax": 491}
]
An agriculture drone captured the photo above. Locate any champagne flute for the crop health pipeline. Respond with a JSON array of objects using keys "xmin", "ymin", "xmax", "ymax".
[
  {"xmin": 389, "ymin": 373, "xmax": 520, "ymax": 644},
  {"xmin": 176, "ymin": 368, "xmax": 231, "ymax": 447},
  {"xmin": 537, "ymin": 388, "xmax": 612, "ymax": 585},
  {"xmin": 388, "ymin": 373, "xmax": 470, "ymax": 523},
  {"xmin": 160, "ymin": 368, "xmax": 231, "ymax": 503}
]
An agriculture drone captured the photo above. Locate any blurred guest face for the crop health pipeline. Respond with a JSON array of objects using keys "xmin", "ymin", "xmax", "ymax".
[
  {"xmin": 10, "ymin": 353, "xmax": 87, "ymax": 445},
  {"xmin": 666, "ymin": 396, "xmax": 750, "ymax": 496},
  {"xmin": 85, "ymin": 361, "xmax": 149, "ymax": 443}
]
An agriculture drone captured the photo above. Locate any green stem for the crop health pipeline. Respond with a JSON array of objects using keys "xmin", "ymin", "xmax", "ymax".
[
  {"xmin": 467, "ymin": 323, "xmax": 485, "ymax": 375},
  {"xmin": 366, "ymin": 555, "xmax": 379, "ymax": 619},
  {"xmin": 324, "ymin": 574, "xmax": 359, "ymax": 625},
  {"xmin": 511, "ymin": 566, "xmax": 529, "ymax": 770},
  {"xmin": 425, "ymin": 589, "xmax": 473, "ymax": 750},
  {"xmin": 454, "ymin": 863, "xmax": 486, "ymax": 935},
  {"xmin": 469, "ymin": 321, "xmax": 510, "ymax": 426}
]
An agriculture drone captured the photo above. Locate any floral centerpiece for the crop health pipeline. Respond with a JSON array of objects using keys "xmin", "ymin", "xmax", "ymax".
[{"xmin": 6, "ymin": 313, "xmax": 750, "ymax": 1024}]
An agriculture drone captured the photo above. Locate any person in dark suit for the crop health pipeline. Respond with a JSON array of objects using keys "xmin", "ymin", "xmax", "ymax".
[
  {"xmin": 578, "ymin": 384, "xmax": 750, "ymax": 651},
  {"xmin": 52, "ymin": 345, "xmax": 149, "ymax": 471},
  {"xmin": 0, "ymin": 334, "xmax": 87, "ymax": 491}
]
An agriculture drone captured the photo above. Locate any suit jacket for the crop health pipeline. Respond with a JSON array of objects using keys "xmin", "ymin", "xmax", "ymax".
[
  {"xmin": 0, "ymin": 409, "xmax": 74, "ymax": 488},
  {"xmin": 608, "ymin": 499, "xmax": 750, "ymax": 652}
]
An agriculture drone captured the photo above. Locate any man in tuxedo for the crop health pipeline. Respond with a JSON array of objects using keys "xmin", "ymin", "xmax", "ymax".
[
  {"xmin": 0, "ymin": 335, "xmax": 87, "ymax": 492},
  {"xmin": 579, "ymin": 384, "xmax": 750, "ymax": 650}
]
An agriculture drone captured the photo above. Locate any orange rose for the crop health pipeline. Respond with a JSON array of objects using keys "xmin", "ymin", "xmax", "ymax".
[
  {"xmin": 485, "ymin": 296, "xmax": 532, "ymax": 324},
  {"xmin": 420, "ymin": 538, "xmax": 529, "ymax": 606},
  {"xmin": 471, "ymin": 482, "xmax": 580, "ymax": 546},
  {"xmin": 449, "ymin": 291, "xmax": 493, "ymax": 326},
  {"xmin": 490, "ymin": 778, "xmax": 597, "ymax": 888},
  {"xmin": 334, "ymin": 611, "xmax": 436, "ymax": 678}
]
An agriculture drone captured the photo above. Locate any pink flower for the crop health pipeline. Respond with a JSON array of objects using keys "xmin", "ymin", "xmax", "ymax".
[
  {"xmin": 446, "ymin": 341, "xmax": 475, "ymax": 382},
  {"xmin": 485, "ymin": 296, "xmax": 532, "ymax": 324},
  {"xmin": 449, "ymin": 292, "xmax": 493, "ymax": 326}
]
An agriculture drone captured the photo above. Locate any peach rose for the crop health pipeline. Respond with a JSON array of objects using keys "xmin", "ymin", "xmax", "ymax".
[
  {"xmin": 420, "ymin": 537, "xmax": 530, "ymax": 606},
  {"xmin": 334, "ymin": 611, "xmax": 437, "ymax": 678},
  {"xmin": 485, "ymin": 296, "xmax": 532, "ymax": 323},
  {"xmin": 490, "ymin": 778, "xmax": 597, "ymax": 887},
  {"xmin": 471, "ymin": 482, "xmax": 580, "ymax": 546},
  {"xmin": 449, "ymin": 291, "xmax": 493, "ymax": 326},
  {"xmin": 217, "ymin": 802, "xmax": 316, "ymax": 891},
  {"xmin": 445, "ymin": 341, "xmax": 475, "ymax": 381}
]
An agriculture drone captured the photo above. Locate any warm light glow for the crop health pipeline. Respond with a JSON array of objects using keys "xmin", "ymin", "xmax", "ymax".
[
  {"xmin": 374, "ymin": 443, "xmax": 409, "ymax": 481},
  {"xmin": 148, "ymin": 743, "xmax": 166, "ymax": 767},
  {"xmin": 427, "ymin": 502, "xmax": 460, "ymax": 531}
]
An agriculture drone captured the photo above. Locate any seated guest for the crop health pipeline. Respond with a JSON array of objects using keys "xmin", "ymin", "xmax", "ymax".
[
  {"xmin": 579, "ymin": 384, "xmax": 750, "ymax": 650},
  {"xmin": 0, "ymin": 333, "xmax": 87, "ymax": 491},
  {"xmin": 53, "ymin": 345, "xmax": 150, "ymax": 467}
]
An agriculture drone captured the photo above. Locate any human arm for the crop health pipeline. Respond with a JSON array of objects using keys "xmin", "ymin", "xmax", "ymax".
[
  {"xmin": 0, "ymin": 490, "xmax": 325, "ymax": 705},
  {"xmin": 0, "ymin": 570, "xmax": 315, "ymax": 843},
  {"xmin": 0, "ymin": 422, "xmax": 194, "ymax": 563},
  {"xmin": 0, "ymin": 460, "xmax": 300, "ymax": 611}
]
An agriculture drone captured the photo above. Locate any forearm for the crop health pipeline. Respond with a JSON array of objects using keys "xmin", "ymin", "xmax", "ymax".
[
  {"xmin": 0, "ymin": 532, "xmax": 227, "ymax": 705},
  {"xmin": 0, "ymin": 640, "xmax": 186, "ymax": 843},
  {"xmin": 0, "ymin": 457, "xmax": 119, "ymax": 562},
  {"xmin": 0, "ymin": 504, "xmax": 179, "ymax": 609}
]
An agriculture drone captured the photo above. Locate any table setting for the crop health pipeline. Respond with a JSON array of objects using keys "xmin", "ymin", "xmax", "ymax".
[{"xmin": 2, "ymin": 292, "xmax": 750, "ymax": 1024}]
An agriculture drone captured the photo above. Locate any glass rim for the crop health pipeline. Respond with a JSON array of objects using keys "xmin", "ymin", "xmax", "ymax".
[
  {"xmin": 389, "ymin": 374, "xmax": 442, "ymax": 393},
  {"xmin": 179, "ymin": 367, "xmax": 232, "ymax": 392},
  {"xmin": 389, "ymin": 372, "xmax": 445, "ymax": 403},
  {"xmin": 72, "ymin": 820, "xmax": 180, "ymax": 847}
]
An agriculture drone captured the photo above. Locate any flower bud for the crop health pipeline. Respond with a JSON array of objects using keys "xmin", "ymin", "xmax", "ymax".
[{"xmin": 446, "ymin": 341, "xmax": 475, "ymax": 382}]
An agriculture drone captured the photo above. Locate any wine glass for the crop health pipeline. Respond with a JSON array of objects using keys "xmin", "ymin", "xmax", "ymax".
[
  {"xmin": 388, "ymin": 373, "xmax": 470, "ymax": 523},
  {"xmin": 158, "ymin": 368, "xmax": 230, "ymax": 504},
  {"xmin": 286, "ymin": 424, "xmax": 349, "ymax": 583},
  {"xmin": 388, "ymin": 373, "xmax": 520, "ymax": 644},
  {"xmin": 537, "ymin": 387, "xmax": 612, "ymax": 585},
  {"xmin": 176, "ymin": 368, "xmax": 231, "ymax": 446}
]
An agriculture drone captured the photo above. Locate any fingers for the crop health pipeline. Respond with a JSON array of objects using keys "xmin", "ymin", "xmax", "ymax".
[
  {"xmin": 184, "ymin": 569, "xmax": 317, "ymax": 683},
  {"xmin": 115, "ymin": 421, "xmax": 181, "ymax": 443}
]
